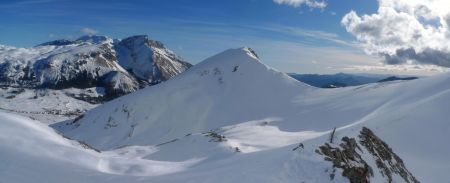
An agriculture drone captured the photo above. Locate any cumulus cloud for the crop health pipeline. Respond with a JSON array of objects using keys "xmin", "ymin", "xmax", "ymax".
[
  {"xmin": 80, "ymin": 27, "xmax": 98, "ymax": 35},
  {"xmin": 273, "ymin": 0, "xmax": 327, "ymax": 9},
  {"xmin": 342, "ymin": 0, "xmax": 450, "ymax": 67}
]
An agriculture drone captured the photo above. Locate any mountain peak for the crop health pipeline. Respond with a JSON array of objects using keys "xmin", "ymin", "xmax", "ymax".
[
  {"xmin": 120, "ymin": 35, "xmax": 165, "ymax": 49},
  {"xmin": 195, "ymin": 47, "xmax": 264, "ymax": 71},
  {"xmin": 242, "ymin": 47, "xmax": 259, "ymax": 59},
  {"xmin": 75, "ymin": 35, "xmax": 111, "ymax": 44},
  {"xmin": 121, "ymin": 35, "xmax": 148, "ymax": 43},
  {"xmin": 115, "ymin": 35, "xmax": 191, "ymax": 83}
]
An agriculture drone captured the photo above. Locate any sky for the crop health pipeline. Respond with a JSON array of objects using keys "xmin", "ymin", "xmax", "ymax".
[{"xmin": 0, "ymin": 0, "xmax": 449, "ymax": 75}]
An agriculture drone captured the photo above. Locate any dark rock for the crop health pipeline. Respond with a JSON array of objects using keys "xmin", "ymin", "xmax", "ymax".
[
  {"xmin": 378, "ymin": 76, "xmax": 418, "ymax": 83},
  {"xmin": 359, "ymin": 127, "xmax": 419, "ymax": 183},
  {"xmin": 317, "ymin": 127, "xmax": 419, "ymax": 183}
]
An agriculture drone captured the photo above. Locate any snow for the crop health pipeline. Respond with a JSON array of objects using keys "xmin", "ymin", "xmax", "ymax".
[
  {"xmin": 101, "ymin": 71, "xmax": 138, "ymax": 91},
  {"xmin": 0, "ymin": 112, "xmax": 205, "ymax": 182},
  {"xmin": 3, "ymin": 47, "xmax": 450, "ymax": 182},
  {"xmin": 220, "ymin": 118, "xmax": 325, "ymax": 153},
  {"xmin": 0, "ymin": 110, "xmax": 340, "ymax": 183},
  {"xmin": 115, "ymin": 35, "xmax": 155, "ymax": 81},
  {"xmin": 0, "ymin": 87, "xmax": 98, "ymax": 123},
  {"xmin": 0, "ymin": 44, "xmax": 58, "ymax": 65}
]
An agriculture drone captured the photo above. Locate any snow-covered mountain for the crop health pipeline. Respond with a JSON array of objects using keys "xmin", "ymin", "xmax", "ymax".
[
  {"xmin": 55, "ymin": 47, "xmax": 311, "ymax": 148},
  {"xmin": 50, "ymin": 47, "xmax": 450, "ymax": 182},
  {"xmin": 0, "ymin": 35, "xmax": 191, "ymax": 122},
  {"xmin": 0, "ymin": 35, "xmax": 191, "ymax": 98},
  {"xmin": 116, "ymin": 35, "xmax": 192, "ymax": 84}
]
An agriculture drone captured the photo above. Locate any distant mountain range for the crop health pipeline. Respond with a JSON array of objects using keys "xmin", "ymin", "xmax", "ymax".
[
  {"xmin": 288, "ymin": 73, "xmax": 419, "ymax": 88},
  {"xmin": 378, "ymin": 76, "xmax": 419, "ymax": 83}
]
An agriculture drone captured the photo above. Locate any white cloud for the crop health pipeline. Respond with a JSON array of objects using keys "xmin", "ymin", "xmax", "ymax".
[
  {"xmin": 342, "ymin": 0, "xmax": 450, "ymax": 67},
  {"xmin": 273, "ymin": 0, "xmax": 327, "ymax": 9},
  {"xmin": 80, "ymin": 27, "xmax": 98, "ymax": 35}
]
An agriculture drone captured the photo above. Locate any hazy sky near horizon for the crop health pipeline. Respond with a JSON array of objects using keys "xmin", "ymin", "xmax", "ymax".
[{"xmin": 0, "ymin": 0, "xmax": 448, "ymax": 75}]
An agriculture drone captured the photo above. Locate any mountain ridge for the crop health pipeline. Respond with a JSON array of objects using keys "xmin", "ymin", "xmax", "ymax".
[{"xmin": 0, "ymin": 34, "xmax": 192, "ymax": 99}]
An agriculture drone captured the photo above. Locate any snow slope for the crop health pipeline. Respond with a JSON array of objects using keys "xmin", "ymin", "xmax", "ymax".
[
  {"xmin": 0, "ymin": 111, "xmax": 206, "ymax": 182},
  {"xmin": 0, "ymin": 87, "xmax": 99, "ymax": 123},
  {"xmin": 55, "ymin": 47, "xmax": 450, "ymax": 182}
]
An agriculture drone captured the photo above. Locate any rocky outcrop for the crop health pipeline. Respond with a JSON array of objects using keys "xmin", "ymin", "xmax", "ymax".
[
  {"xmin": 316, "ymin": 127, "xmax": 419, "ymax": 183},
  {"xmin": 359, "ymin": 127, "xmax": 419, "ymax": 183}
]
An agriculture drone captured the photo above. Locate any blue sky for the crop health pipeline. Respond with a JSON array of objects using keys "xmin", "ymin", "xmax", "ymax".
[{"xmin": 0, "ymin": 0, "xmax": 418, "ymax": 74}]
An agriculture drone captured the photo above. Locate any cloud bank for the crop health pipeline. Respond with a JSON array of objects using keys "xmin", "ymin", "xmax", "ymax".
[
  {"xmin": 273, "ymin": 0, "xmax": 327, "ymax": 9},
  {"xmin": 342, "ymin": 0, "xmax": 450, "ymax": 67}
]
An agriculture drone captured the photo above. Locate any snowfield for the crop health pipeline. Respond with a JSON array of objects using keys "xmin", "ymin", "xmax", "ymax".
[
  {"xmin": 0, "ymin": 112, "xmax": 205, "ymax": 182},
  {"xmin": 0, "ymin": 110, "xmax": 350, "ymax": 183},
  {"xmin": 1, "ymin": 47, "xmax": 450, "ymax": 182},
  {"xmin": 0, "ymin": 87, "xmax": 99, "ymax": 123}
]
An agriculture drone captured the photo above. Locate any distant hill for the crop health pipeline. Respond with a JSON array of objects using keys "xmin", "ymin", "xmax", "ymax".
[
  {"xmin": 378, "ymin": 76, "xmax": 419, "ymax": 83},
  {"xmin": 288, "ymin": 73, "xmax": 385, "ymax": 88},
  {"xmin": 289, "ymin": 73, "xmax": 420, "ymax": 88}
]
